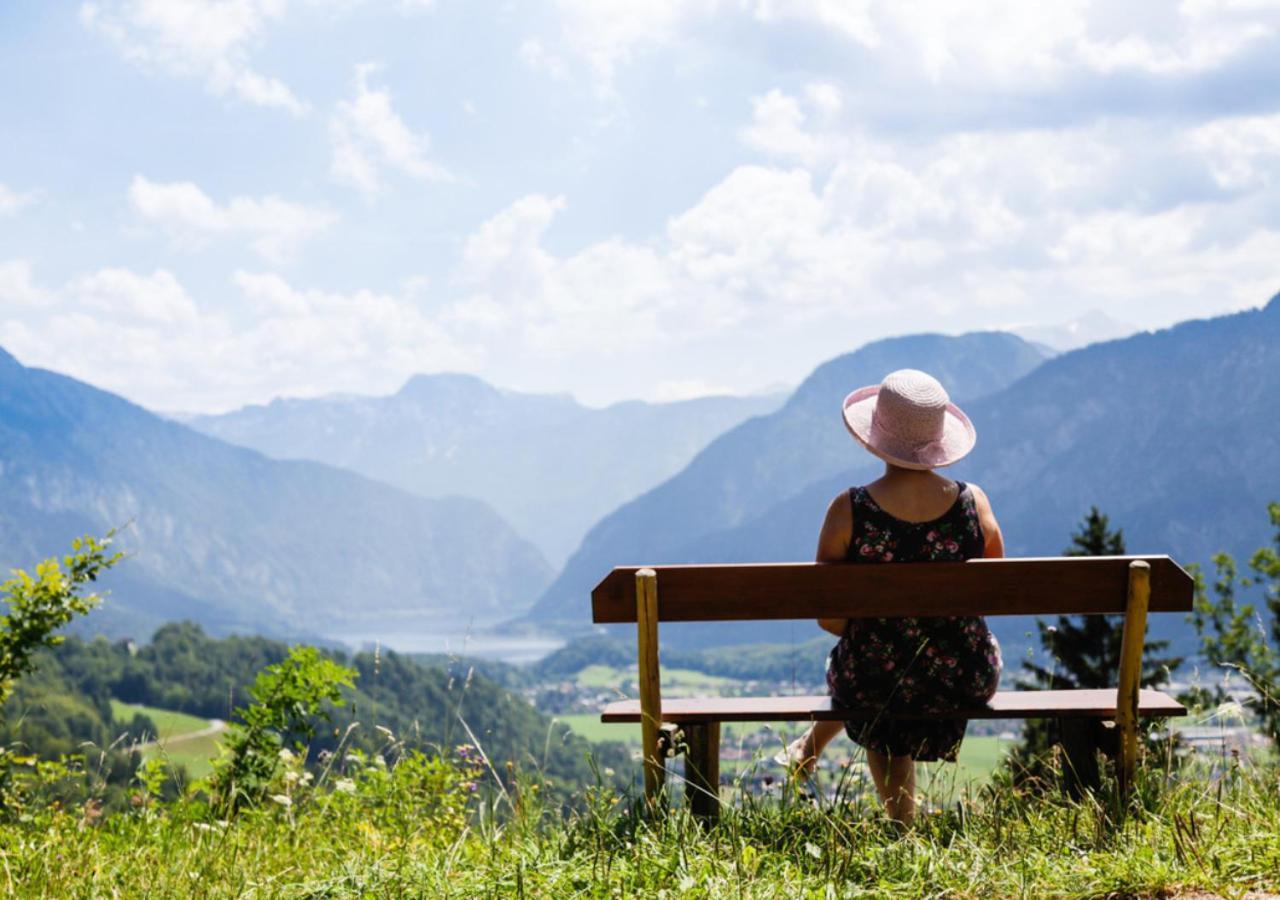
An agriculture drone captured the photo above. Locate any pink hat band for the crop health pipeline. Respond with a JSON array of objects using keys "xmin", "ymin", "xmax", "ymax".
[{"xmin": 843, "ymin": 369, "xmax": 976, "ymax": 470}]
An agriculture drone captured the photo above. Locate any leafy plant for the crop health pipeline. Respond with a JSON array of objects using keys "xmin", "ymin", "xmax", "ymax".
[
  {"xmin": 1186, "ymin": 502, "xmax": 1280, "ymax": 741},
  {"xmin": 0, "ymin": 534, "xmax": 122, "ymax": 817},
  {"xmin": 0, "ymin": 533, "xmax": 122, "ymax": 707},
  {"xmin": 207, "ymin": 645, "xmax": 355, "ymax": 815}
]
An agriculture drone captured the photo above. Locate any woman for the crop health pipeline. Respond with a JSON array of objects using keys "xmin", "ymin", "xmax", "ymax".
[{"xmin": 780, "ymin": 368, "xmax": 1004, "ymax": 826}]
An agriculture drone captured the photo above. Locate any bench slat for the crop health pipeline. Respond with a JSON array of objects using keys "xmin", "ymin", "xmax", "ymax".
[
  {"xmin": 599, "ymin": 689, "xmax": 1186, "ymax": 723},
  {"xmin": 591, "ymin": 557, "xmax": 1193, "ymax": 623}
]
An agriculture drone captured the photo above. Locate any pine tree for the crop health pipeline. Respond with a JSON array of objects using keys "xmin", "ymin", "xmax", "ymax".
[{"xmin": 1008, "ymin": 507, "xmax": 1183, "ymax": 793}]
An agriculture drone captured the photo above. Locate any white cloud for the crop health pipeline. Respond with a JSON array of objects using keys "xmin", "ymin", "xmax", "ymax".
[
  {"xmin": 69, "ymin": 268, "xmax": 200, "ymax": 324},
  {"xmin": 80, "ymin": 0, "xmax": 307, "ymax": 115},
  {"xmin": 128, "ymin": 175, "xmax": 337, "ymax": 263},
  {"xmin": 0, "ymin": 262, "xmax": 474, "ymax": 412},
  {"xmin": 0, "ymin": 260, "xmax": 53, "ymax": 308},
  {"xmin": 329, "ymin": 63, "xmax": 452, "ymax": 196},
  {"xmin": 435, "ymin": 105, "xmax": 1280, "ymax": 400},
  {"xmin": 1192, "ymin": 113, "xmax": 1280, "ymax": 189},
  {"xmin": 546, "ymin": 0, "xmax": 1280, "ymax": 98},
  {"xmin": 518, "ymin": 38, "xmax": 569, "ymax": 80},
  {"xmin": 0, "ymin": 184, "xmax": 38, "ymax": 217},
  {"xmin": 740, "ymin": 86, "xmax": 847, "ymax": 167}
]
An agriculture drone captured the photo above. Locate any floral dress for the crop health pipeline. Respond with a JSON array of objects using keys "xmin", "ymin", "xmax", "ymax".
[{"xmin": 825, "ymin": 483, "xmax": 1002, "ymax": 761}]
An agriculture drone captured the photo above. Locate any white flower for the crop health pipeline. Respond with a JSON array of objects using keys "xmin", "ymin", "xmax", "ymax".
[
  {"xmin": 278, "ymin": 748, "xmax": 295, "ymax": 762},
  {"xmin": 335, "ymin": 778, "xmax": 356, "ymax": 794},
  {"xmin": 300, "ymin": 771, "xmax": 314, "ymax": 785},
  {"xmin": 270, "ymin": 794, "xmax": 292, "ymax": 808},
  {"xmin": 284, "ymin": 770, "xmax": 300, "ymax": 784}
]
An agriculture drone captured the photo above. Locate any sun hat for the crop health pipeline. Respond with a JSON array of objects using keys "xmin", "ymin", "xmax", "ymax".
[{"xmin": 842, "ymin": 369, "xmax": 976, "ymax": 470}]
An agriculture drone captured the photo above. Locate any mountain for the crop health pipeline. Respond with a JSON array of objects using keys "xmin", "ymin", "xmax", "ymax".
[
  {"xmin": 602, "ymin": 297, "xmax": 1280, "ymax": 651},
  {"xmin": 1011, "ymin": 310, "xmax": 1139, "ymax": 352},
  {"xmin": 185, "ymin": 377, "xmax": 783, "ymax": 566},
  {"xmin": 0, "ymin": 348, "xmax": 551, "ymax": 641},
  {"xmin": 528, "ymin": 331, "xmax": 1050, "ymax": 625}
]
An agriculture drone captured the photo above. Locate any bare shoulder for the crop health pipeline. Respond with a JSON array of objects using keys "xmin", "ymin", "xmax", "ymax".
[
  {"xmin": 826, "ymin": 488, "xmax": 853, "ymax": 520},
  {"xmin": 966, "ymin": 482, "xmax": 999, "ymax": 520},
  {"xmin": 815, "ymin": 489, "xmax": 853, "ymax": 562}
]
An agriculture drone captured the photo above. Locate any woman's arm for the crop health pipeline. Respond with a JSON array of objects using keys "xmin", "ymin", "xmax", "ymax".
[
  {"xmin": 815, "ymin": 491, "xmax": 853, "ymax": 636},
  {"xmin": 968, "ymin": 483, "xmax": 1005, "ymax": 559}
]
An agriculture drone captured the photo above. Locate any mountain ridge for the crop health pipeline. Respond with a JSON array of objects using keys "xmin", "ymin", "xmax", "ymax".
[
  {"xmin": 0, "ymin": 351, "xmax": 552, "ymax": 642},
  {"xmin": 528, "ymin": 330, "xmax": 1051, "ymax": 624},
  {"xmin": 187, "ymin": 373, "xmax": 785, "ymax": 565}
]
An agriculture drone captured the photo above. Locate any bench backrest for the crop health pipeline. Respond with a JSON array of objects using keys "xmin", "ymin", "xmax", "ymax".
[{"xmin": 591, "ymin": 556, "xmax": 1194, "ymax": 623}]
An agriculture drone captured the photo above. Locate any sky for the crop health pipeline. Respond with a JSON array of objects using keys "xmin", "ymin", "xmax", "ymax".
[{"xmin": 1, "ymin": 0, "xmax": 1279, "ymax": 413}]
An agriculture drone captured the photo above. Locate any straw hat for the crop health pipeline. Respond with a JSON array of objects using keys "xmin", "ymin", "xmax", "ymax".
[{"xmin": 842, "ymin": 369, "xmax": 976, "ymax": 470}]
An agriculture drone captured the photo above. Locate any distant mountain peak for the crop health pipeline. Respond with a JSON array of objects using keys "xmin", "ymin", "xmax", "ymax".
[
  {"xmin": 1266, "ymin": 290, "xmax": 1280, "ymax": 313},
  {"xmin": 394, "ymin": 371, "xmax": 504, "ymax": 405},
  {"xmin": 0, "ymin": 345, "xmax": 20, "ymax": 368},
  {"xmin": 1010, "ymin": 310, "xmax": 1139, "ymax": 352}
]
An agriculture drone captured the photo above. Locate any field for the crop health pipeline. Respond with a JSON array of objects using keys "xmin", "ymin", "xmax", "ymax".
[
  {"xmin": 110, "ymin": 700, "xmax": 225, "ymax": 779},
  {"xmin": 573, "ymin": 664, "xmax": 736, "ymax": 692}
]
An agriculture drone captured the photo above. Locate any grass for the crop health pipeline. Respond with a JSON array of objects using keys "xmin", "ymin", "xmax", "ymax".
[
  {"xmin": 109, "ymin": 700, "xmax": 224, "ymax": 779},
  {"xmin": 574, "ymin": 664, "xmax": 735, "ymax": 692},
  {"xmin": 2, "ymin": 748, "xmax": 1277, "ymax": 897}
]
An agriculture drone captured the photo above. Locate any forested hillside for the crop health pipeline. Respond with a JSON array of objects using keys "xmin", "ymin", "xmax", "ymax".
[{"xmin": 2, "ymin": 623, "xmax": 625, "ymax": 791}]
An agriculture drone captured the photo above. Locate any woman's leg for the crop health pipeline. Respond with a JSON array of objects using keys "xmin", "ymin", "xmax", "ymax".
[
  {"xmin": 866, "ymin": 750, "xmax": 916, "ymax": 826},
  {"xmin": 779, "ymin": 720, "xmax": 844, "ymax": 774}
]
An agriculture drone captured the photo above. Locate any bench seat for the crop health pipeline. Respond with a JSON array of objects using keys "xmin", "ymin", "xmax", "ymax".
[{"xmin": 601, "ymin": 688, "xmax": 1186, "ymax": 724}]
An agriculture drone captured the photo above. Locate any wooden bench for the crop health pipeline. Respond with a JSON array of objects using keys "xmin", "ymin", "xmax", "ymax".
[{"xmin": 594, "ymin": 556, "xmax": 1194, "ymax": 820}]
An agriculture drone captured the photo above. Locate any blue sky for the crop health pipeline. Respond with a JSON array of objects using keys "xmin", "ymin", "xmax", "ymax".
[{"xmin": 2, "ymin": 0, "xmax": 1279, "ymax": 412}]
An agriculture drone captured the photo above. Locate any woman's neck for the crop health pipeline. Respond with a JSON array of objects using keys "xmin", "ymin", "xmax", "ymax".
[{"xmin": 882, "ymin": 463, "xmax": 939, "ymax": 482}]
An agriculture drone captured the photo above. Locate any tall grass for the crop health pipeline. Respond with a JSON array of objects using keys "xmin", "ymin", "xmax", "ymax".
[{"xmin": 1, "ymin": 737, "xmax": 1277, "ymax": 898}]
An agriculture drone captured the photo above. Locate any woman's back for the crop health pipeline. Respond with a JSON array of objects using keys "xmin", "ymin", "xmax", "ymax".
[{"xmin": 846, "ymin": 481, "xmax": 983, "ymax": 564}]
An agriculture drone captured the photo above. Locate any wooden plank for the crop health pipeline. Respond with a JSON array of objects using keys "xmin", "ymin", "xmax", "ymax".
[
  {"xmin": 1116, "ymin": 560, "xmax": 1151, "ymax": 800},
  {"xmin": 592, "ymin": 556, "xmax": 1193, "ymax": 623},
  {"xmin": 683, "ymin": 722, "xmax": 720, "ymax": 823},
  {"xmin": 600, "ymin": 689, "xmax": 1186, "ymax": 723},
  {"xmin": 635, "ymin": 569, "xmax": 664, "ymax": 806}
]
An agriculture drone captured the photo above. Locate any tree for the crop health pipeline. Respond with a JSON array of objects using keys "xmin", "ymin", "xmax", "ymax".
[
  {"xmin": 1008, "ymin": 508, "xmax": 1182, "ymax": 792},
  {"xmin": 0, "ymin": 534, "xmax": 122, "ymax": 708},
  {"xmin": 1186, "ymin": 502, "xmax": 1280, "ymax": 743}
]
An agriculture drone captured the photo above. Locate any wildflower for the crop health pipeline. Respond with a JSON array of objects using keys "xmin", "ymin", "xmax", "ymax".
[
  {"xmin": 455, "ymin": 744, "xmax": 472, "ymax": 759},
  {"xmin": 334, "ymin": 778, "xmax": 356, "ymax": 794},
  {"xmin": 278, "ymin": 748, "xmax": 295, "ymax": 762},
  {"xmin": 603, "ymin": 767, "xmax": 615, "ymax": 777},
  {"xmin": 284, "ymin": 770, "xmax": 300, "ymax": 785},
  {"xmin": 300, "ymin": 771, "xmax": 314, "ymax": 785},
  {"xmin": 270, "ymin": 794, "xmax": 293, "ymax": 808}
]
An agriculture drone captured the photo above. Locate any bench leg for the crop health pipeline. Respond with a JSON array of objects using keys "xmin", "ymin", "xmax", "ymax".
[
  {"xmin": 1116, "ymin": 561, "xmax": 1151, "ymax": 804},
  {"xmin": 684, "ymin": 722, "xmax": 721, "ymax": 823}
]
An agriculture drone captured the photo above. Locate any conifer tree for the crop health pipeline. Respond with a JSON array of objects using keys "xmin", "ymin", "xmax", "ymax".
[{"xmin": 1008, "ymin": 507, "xmax": 1182, "ymax": 792}]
